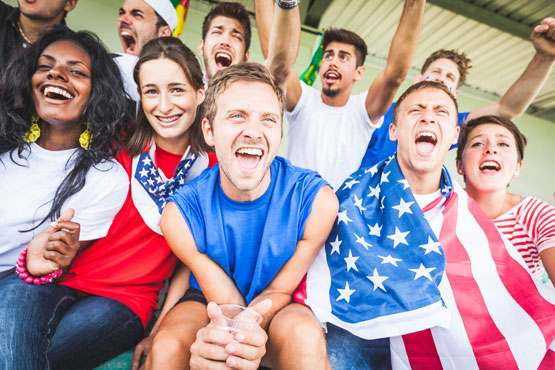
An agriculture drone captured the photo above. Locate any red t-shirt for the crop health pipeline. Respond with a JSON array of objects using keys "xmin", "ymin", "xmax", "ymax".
[{"xmin": 60, "ymin": 149, "xmax": 217, "ymax": 328}]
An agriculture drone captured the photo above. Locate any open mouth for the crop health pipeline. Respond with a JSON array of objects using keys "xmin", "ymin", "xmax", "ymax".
[
  {"xmin": 479, "ymin": 160, "xmax": 500, "ymax": 171},
  {"xmin": 215, "ymin": 51, "xmax": 232, "ymax": 68},
  {"xmin": 414, "ymin": 131, "xmax": 437, "ymax": 156},
  {"xmin": 324, "ymin": 70, "xmax": 341, "ymax": 83},
  {"xmin": 42, "ymin": 86, "xmax": 74, "ymax": 100},
  {"xmin": 235, "ymin": 147, "xmax": 263, "ymax": 173},
  {"xmin": 156, "ymin": 114, "xmax": 181, "ymax": 127},
  {"xmin": 120, "ymin": 30, "xmax": 136, "ymax": 53}
]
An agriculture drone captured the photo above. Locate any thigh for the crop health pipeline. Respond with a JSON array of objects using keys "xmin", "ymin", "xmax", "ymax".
[
  {"xmin": 326, "ymin": 323, "xmax": 391, "ymax": 370},
  {"xmin": 0, "ymin": 275, "xmax": 75, "ymax": 370},
  {"xmin": 48, "ymin": 295, "xmax": 144, "ymax": 370}
]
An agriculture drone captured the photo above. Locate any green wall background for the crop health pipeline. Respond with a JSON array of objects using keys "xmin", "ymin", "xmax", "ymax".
[{"xmin": 8, "ymin": 0, "xmax": 555, "ymax": 205}]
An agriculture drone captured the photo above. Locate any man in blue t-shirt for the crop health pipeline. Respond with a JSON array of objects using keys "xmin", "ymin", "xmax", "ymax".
[
  {"xmin": 361, "ymin": 19, "xmax": 555, "ymax": 169},
  {"xmin": 147, "ymin": 63, "xmax": 338, "ymax": 370}
]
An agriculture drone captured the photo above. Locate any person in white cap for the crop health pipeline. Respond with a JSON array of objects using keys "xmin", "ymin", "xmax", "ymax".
[{"xmin": 114, "ymin": 0, "xmax": 178, "ymax": 102}]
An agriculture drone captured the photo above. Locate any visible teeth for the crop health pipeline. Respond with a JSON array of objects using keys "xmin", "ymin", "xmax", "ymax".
[
  {"xmin": 417, "ymin": 132, "xmax": 436, "ymax": 140},
  {"xmin": 480, "ymin": 161, "xmax": 500, "ymax": 170},
  {"xmin": 215, "ymin": 52, "xmax": 231, "ymax": 61},
  {"xmin": 327, "ymin": 72, "xmax": 339, "ymax": 78},
  {"xmin": 44, "ymin": 86, "xmax": 74, "ymax": 100},
  {"xmin": 121, "ymin": 31, "xmax": 131, "ymax": 36},
  {"xmin": 237, "ymin": 148, "xmax": 262, "ymax": 156},
  {"xmin": 158, "ymin": 116, "xmax": 179, "ymax": 123}
]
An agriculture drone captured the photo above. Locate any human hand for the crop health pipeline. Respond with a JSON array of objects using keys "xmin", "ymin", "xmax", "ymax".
[
  {"xmin": 26, "ymin": 208, "xmax": 80, "ymax": 276},
  {"xmin": 190, "ymin": 299, "xmax": 271, "ymax": 370},
  {"xmin": 131, "ymin": 335, "xmax": 153, "ymax": 370},
  {"xmin": 531, "ymin": 17, "xmax": 555, "ymax": 57}
]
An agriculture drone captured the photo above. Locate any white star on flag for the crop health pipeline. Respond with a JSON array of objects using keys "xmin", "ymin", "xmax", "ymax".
[
  {"xmin": 147, "ymin": 178, "xmax": 155, "ymax": 186},
  {"xmin": 354, "ymin": 233, "xmax": 372, "ymax": 250},
  {"xmin": 365, "ymin": 164, "xmax": 378, "ymax": 176},
  {"xmin": 337, "ymin": 210, "xmax": 353, "ymax": 225},
  {"xmin": 353, "ymin": 195, "xmax": 366, "ymax": 213},
  {"xmin": 397, "ymin": 179, "xmax": 409, "ymax": 190},
  {"xmin": 366, "ymin": 268, "xmax": 388, "ymax": 291},
  {"xmin": 344, "ymin": 249, "xmax": 359, "ymax": 271},
  {"xmin": 178, "ymin": 178, "xmax": 185, "ymax": 185},
  {"xmin": 142, "ymin": 157, "xmax": 152, "ymax": 165},
  {"xmin": 336, "ymin": 281, "xmax": 355, "ymax": 303},
  {"xmin": 392, "ymin": 198, "xmax": 414, "ymax": 218},
  {"xmin": 387, "ymin": 227, "xmax": 409, "ymax": 248},
  {"xmin": 367, "ymin": 222, "xmax": 382, "ymax": 237},
  {"xmin": 139, "ymin": 168, "xmax": 149, "ymax": 177},
  {"xmin": 367, "ymin": 184, "xmax": 380, "ymax": 199},
  {"xmin": 150, "ymin": 167, "xmax": 157, "ymax": 175},
  {"xmin": 418, "ymin": 237, "xmax": 442, "ymax": 255},
  {"xmin": 330, "ymin": 235, "xmax": 342, "ymax": 255},
  {"xmin": 378, "ymin": 254, "xmax": 402, "ymax": 267},
  {"xmin": 343, "ymin": 178, "xmax": 360, "ymax": 190},
  {"xmin": 409, "ymin": 263, "xmax": 436, "ymax": 281},
  {"xmin": 380, "ymin": 171, "xmax": 390, "ymax": 184}
]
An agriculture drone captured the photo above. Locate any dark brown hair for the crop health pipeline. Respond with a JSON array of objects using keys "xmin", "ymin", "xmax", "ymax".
[
  {"xmin": 203, "ymin": 63, "xmax": 285, "ymax": 129},
  {"xmin": 323, "ymin": 28, "xmax": 367, "ymax": 67},
  {"xmin": 202, "ymin": 1, "xmax": 251, "ymax": 53},
  {"xmin": 392, "ymin": 81, "xmax": 458, "ymax": 124},
  {"xmin": 421, "ymin": 49, "xmax": 472, "ymax": 88},
  {"xmin": 456, "ymin": 115, "xmax": 527, "ymax": 162},
  {"xmin": 125, "ymin": 37, "xmax": 209, "ymax": 156}
]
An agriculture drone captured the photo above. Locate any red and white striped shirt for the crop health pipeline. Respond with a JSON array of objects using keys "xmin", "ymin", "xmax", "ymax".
[{"xmin": 494, "ymin": 197, "xmax": 555, "ymax": 280}]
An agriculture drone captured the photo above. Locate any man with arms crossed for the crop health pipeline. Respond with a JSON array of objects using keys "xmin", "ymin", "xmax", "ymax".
[{"xmin": 147, "ymin": 63, "xmax": 338, "ymax": 370}]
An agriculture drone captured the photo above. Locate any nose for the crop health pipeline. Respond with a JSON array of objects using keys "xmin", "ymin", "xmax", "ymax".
[
  {"xmin": 47, "ymin": 66, "xmax": 68, "ymax": 82},
  {"xmin": 485, "ymin": 143, "xmax": 498, "ymax": 155},
  {"xmin": 158, "ymin": 91, "xmax": 172, "ymax": 114},
  {"xmin": 432, "ymin": 75, "xmax": 446, "ymax": 86},
  {"xmin": 420, "ymin": 109, "xmax": 437, "ymax": 125},
  {"xmin": 241, "ymin": 117, "xmax": 263, "ymax": 140},
  {"xmin": 118, "ymin": 12, "xmax": 130, "ymax": 26}
]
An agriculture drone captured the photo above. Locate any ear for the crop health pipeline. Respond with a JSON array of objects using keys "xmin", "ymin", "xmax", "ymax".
[
  {"xmin": 202, "ymin": 118, "xmax": 214, "ymax": 147},
  {"xmin": 158, "ymin": 26, "xmax": 172, "ymax": 37},
  {"xmin": 388, "ymin": 123, "xmax": 397, "ymax": 142},
  {"xmin": 451, "ymin": 88, "xmax": 459, "ymax": 98},
  {"xmin": 513, "ymin": 160, "xmax": 523, "ymax": 178},
  {"xmin": 244, "ymin": 50, "xmax": 250, "ymax": 62},
  {"xmin": 65, "ymin": 0, "xmax": 78, "ymax": 12},
  {"xmin": 354, "ymin": 65, "xmax": 365, "ymax": 82},
  {"xmin": 456, "ymin": 159, "xmax": 464, "ymax": 176},
  {"xmin": 196, "ymin": 88, "xmax": 205, "ymax": 104},
  {"xmin": 198, "ymin": 39, "xmax": 205, "ymax": 57},
  {"xmin": 452, "ymin": 125, "xmax": 460, "ymax": 145},
  {"xmin": 414, "ymin": 74, "xmax": 424, "ymax": 83}
]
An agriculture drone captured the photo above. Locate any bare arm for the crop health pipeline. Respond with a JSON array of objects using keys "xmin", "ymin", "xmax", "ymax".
[
  {"xmin": 366, "ymin": 0, "xmax": 426, "ymax": 122},
  {"xmin": 256, "ymin": 0, "xmax": 302, "ymax": 110},
  {"xmin": 467, "ymin": 17, "xmax": 555, "ymax": 121},
  {"xmin": 160, "ymin": 202, "xmax": 245, "ymax": 306},
  {"xmin": 248, "ymin": 186, "xmax": 339, "ymax": 328}
]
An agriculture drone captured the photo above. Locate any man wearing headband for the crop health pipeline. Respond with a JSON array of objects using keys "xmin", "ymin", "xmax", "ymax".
[
  {"xmin": 0, "ymin": 0, "xmax": 78, "ymax": 75},
  {"xmin": 114, "ymin": 0, "xmax": 177, "ymax": 102}
]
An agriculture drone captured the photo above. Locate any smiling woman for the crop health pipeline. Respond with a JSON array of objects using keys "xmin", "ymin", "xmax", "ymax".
[
  {"xmin": 456, "ymin": 115, "xmax": 555, "ymax": 285},
  {"xmin": 0, "ymin": 25, "xmax": 134, "ymax": 369}
]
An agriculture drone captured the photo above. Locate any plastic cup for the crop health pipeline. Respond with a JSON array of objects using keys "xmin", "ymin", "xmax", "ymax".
[{"xmin": 212, "ymin": 304, "xmax": 263, "ymax": 333}]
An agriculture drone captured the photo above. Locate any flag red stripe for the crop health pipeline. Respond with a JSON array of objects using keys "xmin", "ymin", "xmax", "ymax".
[
  {"xmin": 402, "ymin": 329, "xmax": 443, "ymax": 369},
  {"xmin": 467, "ymin": 198, "xmax": 555, "ymax": 343},
  {"xmin": 439, "ymin": 192, "xmax": 519, "ymax": 369}
]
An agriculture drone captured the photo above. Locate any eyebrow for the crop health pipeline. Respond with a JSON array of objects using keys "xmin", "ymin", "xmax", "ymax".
[
  {"xmin": 324, "ymin": 49, "xmax": 353, "ymax": 56},
  {"xmin": 226, "ymin": 109, "xmax": 280, "ymax": 118},
  {"xmin": 39, "ymin": 54, "xmax": 89, "ymax": 68}
]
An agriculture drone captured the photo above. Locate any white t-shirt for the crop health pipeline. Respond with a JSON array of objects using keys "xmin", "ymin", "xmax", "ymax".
[
  {"xmin": 0, "ymin": 143, "xmax": 129, "ymax": 272},
  {"xmin": 113, "ymin": 52, "xmax": 140, "ymax": 102},
  {"xmin": 286, "ymin": 81, "xmax": 383, "ymax": 190}
]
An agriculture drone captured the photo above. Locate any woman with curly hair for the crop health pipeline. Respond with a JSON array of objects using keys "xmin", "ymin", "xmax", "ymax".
[
  {"xmin": 0, "ymin": 25, "xmax": 131, "ymax": 368},
  {"xmin": 456, "ymin": 115, "xmax": 555, "ymax": 285},
  {"xmin": 0, "ymin": 34, "xmax": 216, "ymax": 369}
]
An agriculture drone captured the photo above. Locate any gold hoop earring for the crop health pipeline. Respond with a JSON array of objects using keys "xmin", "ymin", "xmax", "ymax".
[
  {"xmin": 23, "ymin": 114, "xmax": 40, "ymax": 143},
  {"xmin": 79, "ymin": 126, "xmax": 93, "ymax": 150}
]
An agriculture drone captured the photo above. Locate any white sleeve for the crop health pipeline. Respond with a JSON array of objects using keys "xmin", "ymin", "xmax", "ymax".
[
  {"xmin": 66, "ymin": 160, "xmax": 130, "ymax": 241},
  {"xmin": 285, "ymin": 81, "xmax": 313, "ymax": 126},
  {"xmin": 355, "ymin": 90, "xmax": 384, "ymax": 129}
]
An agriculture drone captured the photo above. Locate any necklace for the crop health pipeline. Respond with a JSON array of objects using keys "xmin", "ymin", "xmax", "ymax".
[{"xmin": 17, "ymin": 21, "xmax": 32, "ymax": 44}]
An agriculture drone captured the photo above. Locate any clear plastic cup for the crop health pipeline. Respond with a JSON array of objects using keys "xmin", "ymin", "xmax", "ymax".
[{"xmin": 212, "ymin": 304, "xmax": 263, "ymax": 333}]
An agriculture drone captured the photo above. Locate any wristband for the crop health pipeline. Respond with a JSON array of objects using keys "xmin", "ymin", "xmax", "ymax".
[
  {"xmin": 274, "ymin": 0, "xmax": 300, "ymax": 10},
  {"xmin": 15, "ymin": 247, "xmax": 62, "ymax": 285}
]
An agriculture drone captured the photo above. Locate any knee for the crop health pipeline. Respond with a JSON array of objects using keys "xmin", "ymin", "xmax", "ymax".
[
  {"xmin": 269, "ymin": 307, "xmax": 325, "ymax": 350},
  {"xmin": 149, "ymin": 327, "xmax": 192, "ymax": 363}
]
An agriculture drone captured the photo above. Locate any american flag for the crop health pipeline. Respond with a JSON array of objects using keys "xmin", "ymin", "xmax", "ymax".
[
  {"xmin": 134, "ymin": 151, "xmax": 196, "ymax": 212},
  {"xmin": 298, "ymin": 157, "xmax": 555, "ymax": 368}
]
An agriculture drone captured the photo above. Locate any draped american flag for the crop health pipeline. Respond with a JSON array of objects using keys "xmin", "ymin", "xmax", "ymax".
[
  {"xmin": 134, "ymin": 151, "xmax": 196, "ymax": 212},
  {"xmin": 297, "ymin": 156, "xmax": 555, "ymax": 368}
]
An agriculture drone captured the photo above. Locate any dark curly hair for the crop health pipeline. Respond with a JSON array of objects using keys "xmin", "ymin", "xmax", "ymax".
[{"xmin": 0, "ymin": 25, "xmax": 132, "ymax": 228}]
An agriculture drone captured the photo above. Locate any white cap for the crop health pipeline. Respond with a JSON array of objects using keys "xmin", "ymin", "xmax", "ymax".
[{"xmin": 143, "ymin": 0, "xmax": 178, "ymax": 32}]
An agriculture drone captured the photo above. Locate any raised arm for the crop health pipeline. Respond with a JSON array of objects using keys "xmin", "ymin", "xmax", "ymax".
[
  {"xmin": 467, "ymin": 17, "xmax": 555, "ymax": 121},
  {"xmin": 256, "ymin": 0, "xmax": 302, "ymax": 111},
  {"xmin": 160, "ymin": 202, "xmax": 245, "ymax": 306},
  {"xmin": 248, "ymin": 185, "xmax": 339, "ymax": 328},
  {"xmin": 366, "ymin": 0, "xmax": 426, "ymax": 122}
]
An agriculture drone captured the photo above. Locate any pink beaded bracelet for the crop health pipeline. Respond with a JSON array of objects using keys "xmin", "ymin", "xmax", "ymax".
[{"xmin": 15, "ymin": 247, "xmax": 62, "ymax": 285}]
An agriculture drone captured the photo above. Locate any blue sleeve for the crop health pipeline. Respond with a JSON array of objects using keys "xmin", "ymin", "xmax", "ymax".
[
  {"xmin": 167, "ymin": 185, "xmax": 207, "ymax": 254},
  {"xmin": 451, "ymin": 111, "xmax": 470, "ymax": 150},
  {"xmin": 297, "ymin": 171, "xmax": 329, "ymax": 239}
]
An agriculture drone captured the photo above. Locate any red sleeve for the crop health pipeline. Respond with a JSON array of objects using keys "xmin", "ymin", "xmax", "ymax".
[{"xmin": 207, "ymin": 152, "xmax": 218, "ymax": 168}]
